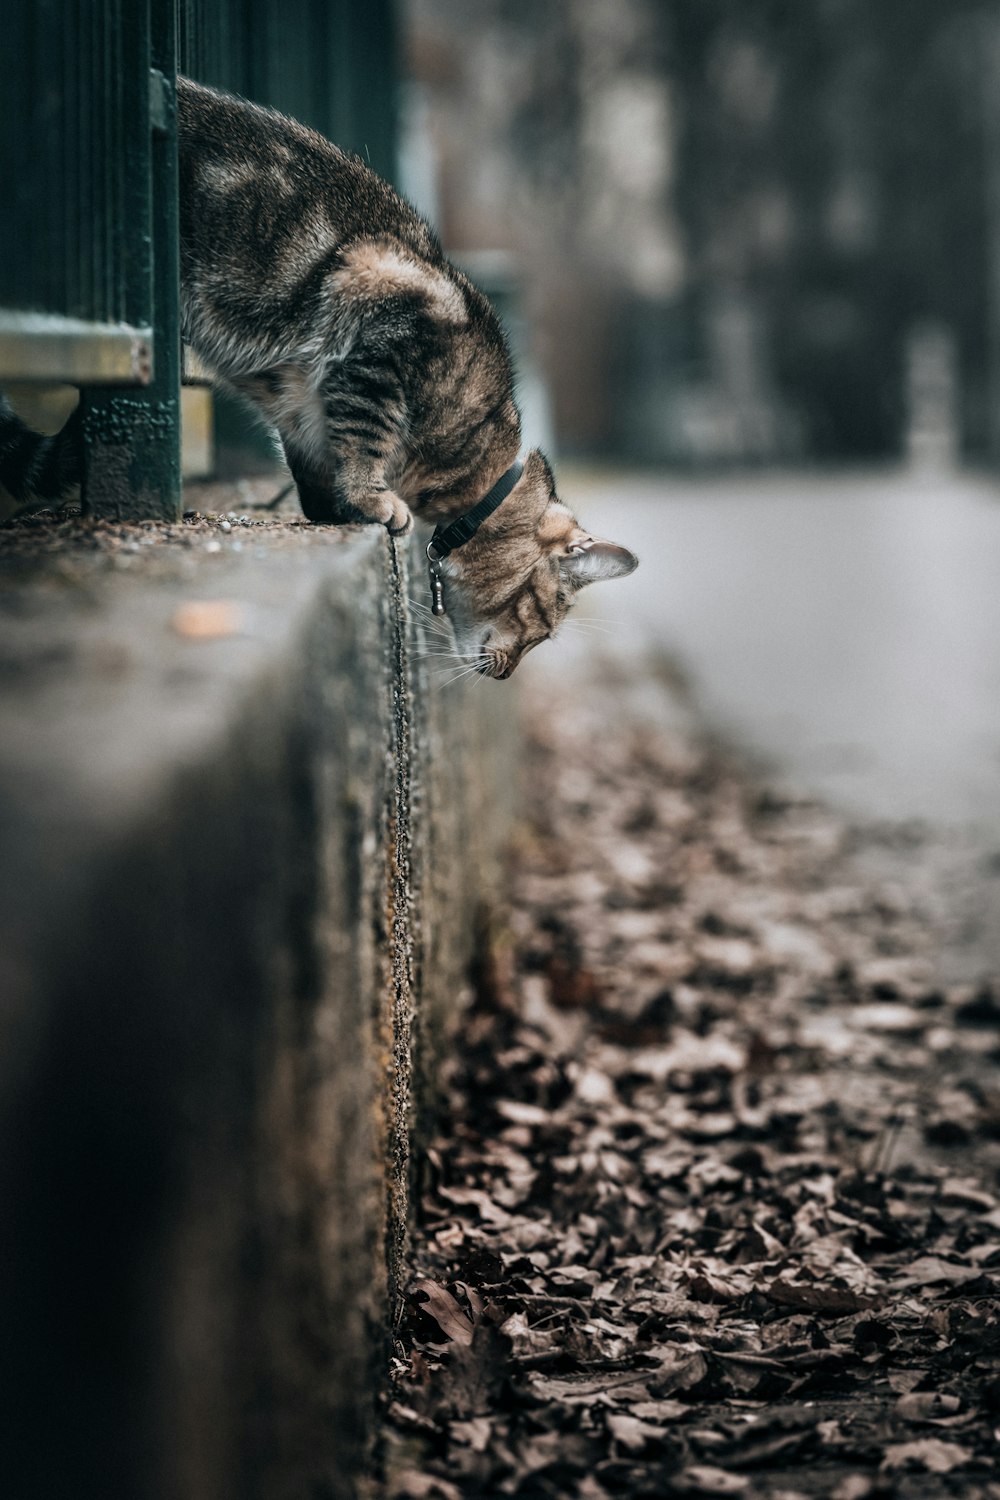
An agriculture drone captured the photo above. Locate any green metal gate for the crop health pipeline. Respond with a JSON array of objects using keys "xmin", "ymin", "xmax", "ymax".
[
  {"xmin": 180, "ymin": 0, "xmax": 396, "ymax": 179},
  {"xmin": 0, "ymin": 0, "xmax": 397, "ymax": 522}
]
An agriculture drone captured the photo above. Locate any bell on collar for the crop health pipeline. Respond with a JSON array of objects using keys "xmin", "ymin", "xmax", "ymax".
[{"xmin": 426, "ymin": 540, "xmax": 447, "ymax": 616}]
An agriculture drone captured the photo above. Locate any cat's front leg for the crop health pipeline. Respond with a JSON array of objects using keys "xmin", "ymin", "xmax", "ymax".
[
  {"xmin": 322, "ymin": 475, "xmax": 413, "ymax": 537},
  {"xmin": 285, "ymin": 344, "xmax": 414, "ymax": 533},
  {"xmin": 285, "ymin": 454, "xmax": 413, "ymax": 534},
  {"xmin": 221, "ymin": 362, "xmax": 412, "ymax": 533}
]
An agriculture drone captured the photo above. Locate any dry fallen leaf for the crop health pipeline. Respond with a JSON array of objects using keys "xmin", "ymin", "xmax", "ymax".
[
  {"xmin": 881, "ymin": 1438, "xmax": 972, "ymax": 1473},
  {"xmin": 675, "ymin": 1465, "xmax": 750, "ymax": 1495},
  {"xmin": 388, "ymin": 1471, "xmax": 463, "ymax": 1500},
  {"xmin": 894, "ymin": 1392, "xmax": 962, "ymax": 1422},
  {"xmin": 606, "ymin": 1412, "xmax": 669, "ymax": 1453},
  {"xmin": 891, "ymin": 1256, "xmax": 984, "ymax": 1289},
  {"xmin": 831, "ymin": 1477, "xmax": 874, "ymax": 1500},
  {"xmin": 766, "ymin": 1279, "xmax": 875, "ymax": 1314},
  {"xmin": 171, "ymin": 599, "xmax": 244, "ymax": 638},
  {"xmin": 410, "ymin": 1280, "xmax": 475, "ymax": 1347},
  {"xmin": 449, "ymin": 1417, "xmax": 492, "ymax": 1451}
]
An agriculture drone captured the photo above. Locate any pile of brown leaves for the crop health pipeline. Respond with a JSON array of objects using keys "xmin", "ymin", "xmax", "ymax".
[{"xmin": 383, "ymin": 664, "xmax": 1000, "ymax": 1499}]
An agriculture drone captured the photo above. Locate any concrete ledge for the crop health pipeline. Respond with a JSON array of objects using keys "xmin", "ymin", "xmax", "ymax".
[{"xmin": 0, "ymin": 519, "xmax": 512, "ymax": 1498}]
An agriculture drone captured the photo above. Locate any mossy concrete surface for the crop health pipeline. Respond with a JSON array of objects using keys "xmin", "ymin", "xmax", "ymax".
[{"xmin": 0, "ymin": 518, "xmax": 513, "ymax": 1499}]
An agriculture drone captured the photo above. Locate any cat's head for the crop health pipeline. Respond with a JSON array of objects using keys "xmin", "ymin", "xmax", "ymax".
[{"xmin": 439, "ymin": 449, "xmax": 637, "ymax": 678}]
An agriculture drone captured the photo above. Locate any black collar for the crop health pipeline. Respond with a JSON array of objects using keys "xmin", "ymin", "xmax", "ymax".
[
  {"xmin": 426, "ymin": 460, "xmax": 524, "ymax": 562},
  {"xmin": 424, "ymin": 459, "xmax": 523, "ymax": 617}
]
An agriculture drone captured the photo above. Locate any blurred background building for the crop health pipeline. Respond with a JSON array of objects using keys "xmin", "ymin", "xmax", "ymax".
[{"xmin": 401, "ymin": 0, "xmax": 1000, "ymax": 468}]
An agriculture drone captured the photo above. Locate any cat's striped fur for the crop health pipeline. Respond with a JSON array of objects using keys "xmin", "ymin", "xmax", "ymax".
[
  {"xmin": 0, "ymin": 394, "xmax": 82, "ymax": 512},
  {"xmin": 1, "ymin": 77, "xmax": 637, "ymax": 677}
]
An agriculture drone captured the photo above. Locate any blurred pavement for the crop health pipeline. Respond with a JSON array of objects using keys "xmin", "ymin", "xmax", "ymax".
[{"xmin": 527, "ymin": 465, "xmax": 1000, "ymax": 975}]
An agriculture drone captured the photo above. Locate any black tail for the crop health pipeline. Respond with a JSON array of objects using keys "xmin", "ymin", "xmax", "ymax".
[{"xmin": 0, "ymin": 393, "xmax": 82, "ymax": 512}]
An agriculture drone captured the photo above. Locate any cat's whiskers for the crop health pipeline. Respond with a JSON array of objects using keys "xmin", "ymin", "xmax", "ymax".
[
  {"xmin": 419, "ymin": 651, "xmax": 476, "ymax": 669},
  {"xmin": 435, "ymin": 652, "xmax": 492, "ymax": 686},
  {"xmin": 409, "ymin": 597, "xmax": 448, "ymax": 621},
  {"xmin": 414, "ymin": 644, "xmax": 488, "ymax": 665},
  {"xmin": 563, "ymin": 616, "xmax": 619, "ymax": 636},
  {"xmin": 441, "ymin": 665, "xmax": 490, "ymax": 688},
  {"xmin": 410, "ymin": 614, "xmax": 452, "ymax": 641},
  {"xmin": 434, "ymin": 651, "xmax": 490, "ymax": 673}
]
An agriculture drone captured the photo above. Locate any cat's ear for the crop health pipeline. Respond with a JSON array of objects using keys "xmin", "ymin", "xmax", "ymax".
[{"xmin": 559, "ymin": 535, "xmax": 638, "ymax": 586}]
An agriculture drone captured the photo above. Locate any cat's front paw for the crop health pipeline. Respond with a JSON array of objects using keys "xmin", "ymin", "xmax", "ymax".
[{"xmin": 380, "ymin": 491, "xmax": 414, "ymax": 538}]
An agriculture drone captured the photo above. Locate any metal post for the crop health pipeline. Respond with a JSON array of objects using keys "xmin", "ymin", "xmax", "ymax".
[
  {"xmin": 82, "ymin": 0, "xmax": 181, "ymax": 522},
  {"xmin": 321, "ymin": 0, "xmax": 397, "ymax": 181},
  {"xmin": 150, "ymin": 0, "xmax": 182, "ymax": 512}
]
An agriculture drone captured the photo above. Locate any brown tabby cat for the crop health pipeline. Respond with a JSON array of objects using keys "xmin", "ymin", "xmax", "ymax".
[{"xmin": 1, "ymin": 78, "xmax": 638, "ymax": 678}]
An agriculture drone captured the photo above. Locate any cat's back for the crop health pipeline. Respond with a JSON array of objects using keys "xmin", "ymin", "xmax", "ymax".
[{"xmin": 176, "ymin": 76, "xmax": 439, "ymax": 267}]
